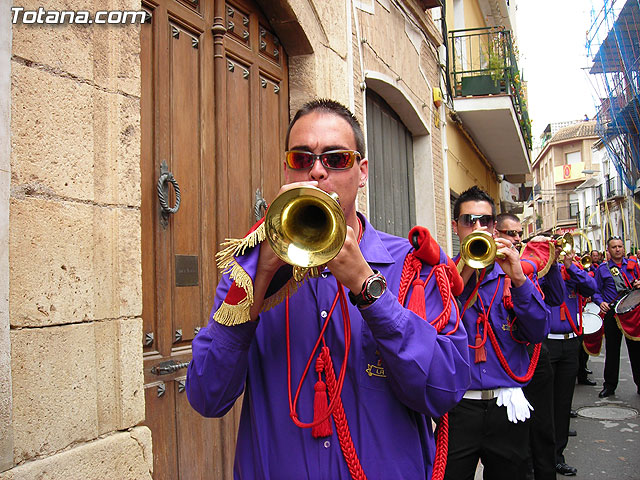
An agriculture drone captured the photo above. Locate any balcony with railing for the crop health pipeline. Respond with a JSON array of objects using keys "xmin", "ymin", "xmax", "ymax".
[
  {"xmin": 584, "ymin": 205, "xmax": 591, "ymax": 225},
  {"xmin": 556, "ymin": 203, "xmax": 580, "ymax": 224},
  {"xmin": 448, "ymin": 26, "xmax": 532, "ymax": 177},
  {"xmin": 595, "ymin": 185, "xmax": 603, "ymax": 203},
  {"xmin": 606, "ymin": 176, "xmax": 624, "ymax": 199}
]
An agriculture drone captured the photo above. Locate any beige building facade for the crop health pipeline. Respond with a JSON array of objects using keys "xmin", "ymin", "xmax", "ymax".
[
  {"xmin": 525, "ymin": 121, "xmax": 599, "ymax": 239},
  {"xmin": 1, "ymin": 0, "xmax": 449, "ymax": 478},
  {"xmin": 444, "ymin": 0, "xmax": 532, "ymax": 253}
]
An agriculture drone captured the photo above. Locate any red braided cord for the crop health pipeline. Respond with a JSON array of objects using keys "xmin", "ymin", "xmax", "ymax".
[
  {"xmin": 321, "ymin": 347, "xmax": 366, "ymax": 480},
  {"xmin": 430, "ymin": 265, "xmax": 455, "ymax": 333},
  {"xmin": 287, "ymin": 282, "xmax": 366, "ymax": 479},
  {"xmin": 398, "ymin": 254, "xmax": 422, "ymax": 305},
  {"xmin": 465, "ymin": 273, "xmax": 540, "ymax": 382},
  {"xmin": 286, "ymin": 289, "xmax": 350, "ymax": 428},
  {"xmin": 564, "ymin": 303, "xmax": 584, "ymax": 336},
  {"xmin": 397, "ymin": 252, "xmax": 454, "ymax": 480},
  {"xmin": 487, "ymin": 324, "xmax": 541, "ymax": 382},
  {"xmin": 432, "ymin": 414, "xmax": 449, "ymax": 479}
]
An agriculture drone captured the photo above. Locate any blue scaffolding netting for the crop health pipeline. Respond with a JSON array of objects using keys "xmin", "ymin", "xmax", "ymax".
[{"xmin": 587, "ymin": 0, "xmax": 640, "ymax": 192}]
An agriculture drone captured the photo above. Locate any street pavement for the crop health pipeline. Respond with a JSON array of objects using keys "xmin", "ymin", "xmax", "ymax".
[{"xmin": 564, "ymin": 341, "xmax": 640, "ymax": 479}]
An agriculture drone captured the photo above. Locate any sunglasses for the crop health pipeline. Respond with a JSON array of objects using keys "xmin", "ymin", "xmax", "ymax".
[
  {"xmin": 456, "ymin": 214, "xmax": 495, "ymax": 228},
  {"xmin": 285, "ymin": 150, "xmax": 361, "ymax": 170},
  {"xmin": 496, "ymin": 228, "xmax": 523, "ymax": 237}
]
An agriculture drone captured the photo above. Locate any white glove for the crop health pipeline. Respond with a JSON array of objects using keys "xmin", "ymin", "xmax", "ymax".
[{"xmin": 496, "ymin": 387, "xmax": 533, "ymax": 423}]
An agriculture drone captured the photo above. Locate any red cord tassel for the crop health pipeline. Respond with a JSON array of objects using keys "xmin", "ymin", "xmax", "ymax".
[
  {"xmin": 312, "ymin": 355, "xmax": 332, "ymax": 438},
  {"xmin": 407, "ymin": 279, "xmax": 426, "ymax": 319},
  {"xmin": 474, "ymin": 332, "xmax": 486, "ymax": 363}
]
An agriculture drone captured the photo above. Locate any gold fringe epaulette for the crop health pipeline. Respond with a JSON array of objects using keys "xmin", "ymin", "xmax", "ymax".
[
  {"xmin": 212, "ymin": 223, "xmax": 309, "ymax": 325},
  {"xmin": 215, "ymin": 222, "xmax": 266, "ymax": 274},
  {"xmin": 213, "ymin": 223, "xmax": 265, "ymax": 326}
]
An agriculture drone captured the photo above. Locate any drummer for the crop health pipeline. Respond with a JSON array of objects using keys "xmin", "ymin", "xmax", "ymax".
[
  {"xmin": 593, "ymin": 235, "xmax": 640, "ymax": 398},
  {"xmin": 544, "ymin": 248, "xmax": 596, "ymax": 476}
]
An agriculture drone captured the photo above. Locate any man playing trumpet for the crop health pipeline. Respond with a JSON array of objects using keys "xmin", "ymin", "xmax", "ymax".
[
  {"xmin": 186, "ymin": 99, "xmax": 471, "ymax": 480},
  {"xmin": 445, "ymin": 187, "xmax": 551, "ymax": 480}
]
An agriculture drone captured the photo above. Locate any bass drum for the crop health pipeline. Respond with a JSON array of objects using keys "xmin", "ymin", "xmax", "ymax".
[
  {"xmin": 614, "ymin": 289, "xmax": 640, "ymax": 341},
  {"xmin": 582, "ymin": 302, "xmax": 603, "ymax": 335}
]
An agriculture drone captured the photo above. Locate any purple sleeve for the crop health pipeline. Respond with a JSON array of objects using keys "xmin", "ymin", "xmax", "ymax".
[
  {"xmin": 511, "ymin": 277, "xmax": 550, "ymax": 342},
  {"xmin": 186, "ymin": 311, "xmax": 258, "ymax": 417},
  {"xmin": 186, "ymin": 245, "xmax": 261, "ymax": 417},
  {"xmin": 593, "ymin": 266, "xmax": 615, "ymax": 305},
  {"xmin": 540, "ymin": 264, "xmax": 566, "ymax": 307},
  {"xmin": 360, "ymin": 275, "xmax": 471, "ymax": 417},
  {"xmin": 566, "ymin": 263, "xmax": 597, "ymax": 297}
]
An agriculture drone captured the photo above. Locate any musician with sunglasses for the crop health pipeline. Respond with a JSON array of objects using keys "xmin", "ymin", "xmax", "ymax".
[
  {"xmin": 445, "ymin": 187, "xmax": 551, "ymax": 480},
  {"xmin": 186, "ymin": 99, "xmax": 471, "ymax": 480},
  {"xmin": 593, "ymin": 235, "xmax": 640, "ymax": 398},
  {"xmin": 492, "ymin": 214, "xmax": 564, "ymax": 479}
]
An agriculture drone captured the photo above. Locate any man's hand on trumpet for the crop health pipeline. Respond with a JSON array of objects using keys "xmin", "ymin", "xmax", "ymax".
[{"xmin": 494, "ymin": 236, "xmax": 527, "ymax": 287}]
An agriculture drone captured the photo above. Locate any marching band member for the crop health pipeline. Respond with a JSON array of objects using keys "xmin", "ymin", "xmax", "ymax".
[
  {"xmin": 543, "ymin": 249, "xmax": 596, "ymax": 476},
  {"xmin": 593, "ymin": 235, "xmax": 640, "ymax": 398},
  {"xmin": 493, "ymin": 219, "xmax": 565, "ymax": 480},
  {"xmin": 578, "ymin": 250, "xmax": 599, "ymax": 385},
  {"xmin": 445, "ymin": 188, "xmax": 550, "ymax": 480},
  {"xmin": 186, "ymin": 99, "xmax": 470, "ymax": 480}
]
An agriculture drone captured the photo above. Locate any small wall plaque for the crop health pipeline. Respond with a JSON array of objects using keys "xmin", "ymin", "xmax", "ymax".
[{"xmin": 175, "ymin": 255, "xmax": 198, "ymax": 286}]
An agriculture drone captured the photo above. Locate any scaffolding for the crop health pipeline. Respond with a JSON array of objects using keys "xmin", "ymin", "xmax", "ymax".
[{"xmin": 587, "ymin": 0, "xmax": 640, "ymax": 191}]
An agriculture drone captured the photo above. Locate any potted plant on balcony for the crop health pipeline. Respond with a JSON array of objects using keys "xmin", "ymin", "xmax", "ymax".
[{"xmin": 460, "ymin": 35, "xmax": 504, "ymax": 96}]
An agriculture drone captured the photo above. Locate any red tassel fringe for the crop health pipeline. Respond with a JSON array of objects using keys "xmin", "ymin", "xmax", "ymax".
[
  {"xmin": 312, "ymin": 378, "xmax": 332, "ymax": 438},
  {"xmin": 407, "ymin": 279, "xmax": 426, "ymax": 320},
  {"xmin": 474, "ymin": 333, "xmax": 486, "ymax": 363}
]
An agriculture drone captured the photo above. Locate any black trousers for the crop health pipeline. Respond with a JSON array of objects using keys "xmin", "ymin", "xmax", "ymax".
[
  {"xmin": 603, "ymin": 310, "xmax": 640, "ymax": 390},
  {"xmin": 522, "ymin": 343, "xmax": 556, "ymax": 480},
  {"xmin": 546, "ymin": 337, "xmax": 579, "ymax": 464},
  {"xmin": 578, "ymin": 338, "xmax": 590, "ymax": 378},
  {"xmin": 445, "ymin": 397, "xmax": 530, "ymax": 480}
]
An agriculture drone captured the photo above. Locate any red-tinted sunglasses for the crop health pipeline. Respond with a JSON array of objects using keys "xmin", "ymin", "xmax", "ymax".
[{"xmin": 285, "ymin": 150, "xmax": 361, "ymax": 170}]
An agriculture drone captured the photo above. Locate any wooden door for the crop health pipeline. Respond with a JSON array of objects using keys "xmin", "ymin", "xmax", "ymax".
[{"xmin": 140, "ymin": 0, "xmax": 288, "ymax": 478}]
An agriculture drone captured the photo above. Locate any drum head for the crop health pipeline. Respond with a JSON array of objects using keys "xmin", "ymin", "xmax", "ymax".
[
  {"xmin": 615, "ymin": 289, "xmax": 640, "ymax": 314},
  {"xmin": 582, "ymin": 312, "xmax": 603, "ymax": 335},
  {"xmin": 583, "ymin": 302, "xmax": 600, "ymax": 316}
]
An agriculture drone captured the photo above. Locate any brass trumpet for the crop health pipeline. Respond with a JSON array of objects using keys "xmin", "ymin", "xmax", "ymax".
[
  {"xmin": 264, "ymin": 186, "xmax": 347, "ymax": 281},
  {"xmin": 580, "ymin": 254, "xmax": 592, "ymax": 269},
  {"xmin": 555, "ymin": 232, "xmax": 574, "ymax": 261},
  {"xmin": 459, "ymin": 230, "xmax": 505, "ymax": 269}
]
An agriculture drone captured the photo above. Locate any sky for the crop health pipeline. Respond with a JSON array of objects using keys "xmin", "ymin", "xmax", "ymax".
[{"xmin": 515, "ymin": 0, "xmax": 600, "ymax": 142}]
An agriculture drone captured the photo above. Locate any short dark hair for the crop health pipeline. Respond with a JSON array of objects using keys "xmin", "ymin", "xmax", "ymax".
[
  {"xmin": 285, "ymin": 99, "xmax": 366, "ymax": 156},
  {"xmin": 453, "ymin": 186, "xmax": 496, "ymax": 220},
  {"xmin": 496, "ymin": 212, "xmax": 520, "ymax": 229},
  {"xmin": 607, "ymin": 235, "xmax": 623, "ymax": 247}
]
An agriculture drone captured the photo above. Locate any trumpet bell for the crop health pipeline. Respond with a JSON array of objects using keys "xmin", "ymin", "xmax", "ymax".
[
  {"xmin": 557, "ymin": 232, "xmax": 574, "ymax": 254},
  {"xmin": 581, "ymin": 255, "xmax": 592, "ymax": 269},
  {"xmin": 460, "ymin": 230, "xmax": 498, "ymax": 269},
  {"xmin": 265, "ymin": 186, "xmax": 347, "ymax": 273}
]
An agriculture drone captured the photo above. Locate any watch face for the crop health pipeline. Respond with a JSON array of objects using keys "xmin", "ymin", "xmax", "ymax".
[{"xmin": 367, "ymin": 277, "xmax": 385, "ymax": 298}]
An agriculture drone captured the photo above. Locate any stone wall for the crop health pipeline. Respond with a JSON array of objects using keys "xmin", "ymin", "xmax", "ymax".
[{"xmin": 2, "ymin": 0, "xmax": 150, "ymax": 477}]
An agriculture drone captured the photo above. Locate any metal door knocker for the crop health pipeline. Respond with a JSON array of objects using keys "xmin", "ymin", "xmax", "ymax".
[{"xmin": 157, "ymin": 160, "xmax": 181, "ymax": 215}]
